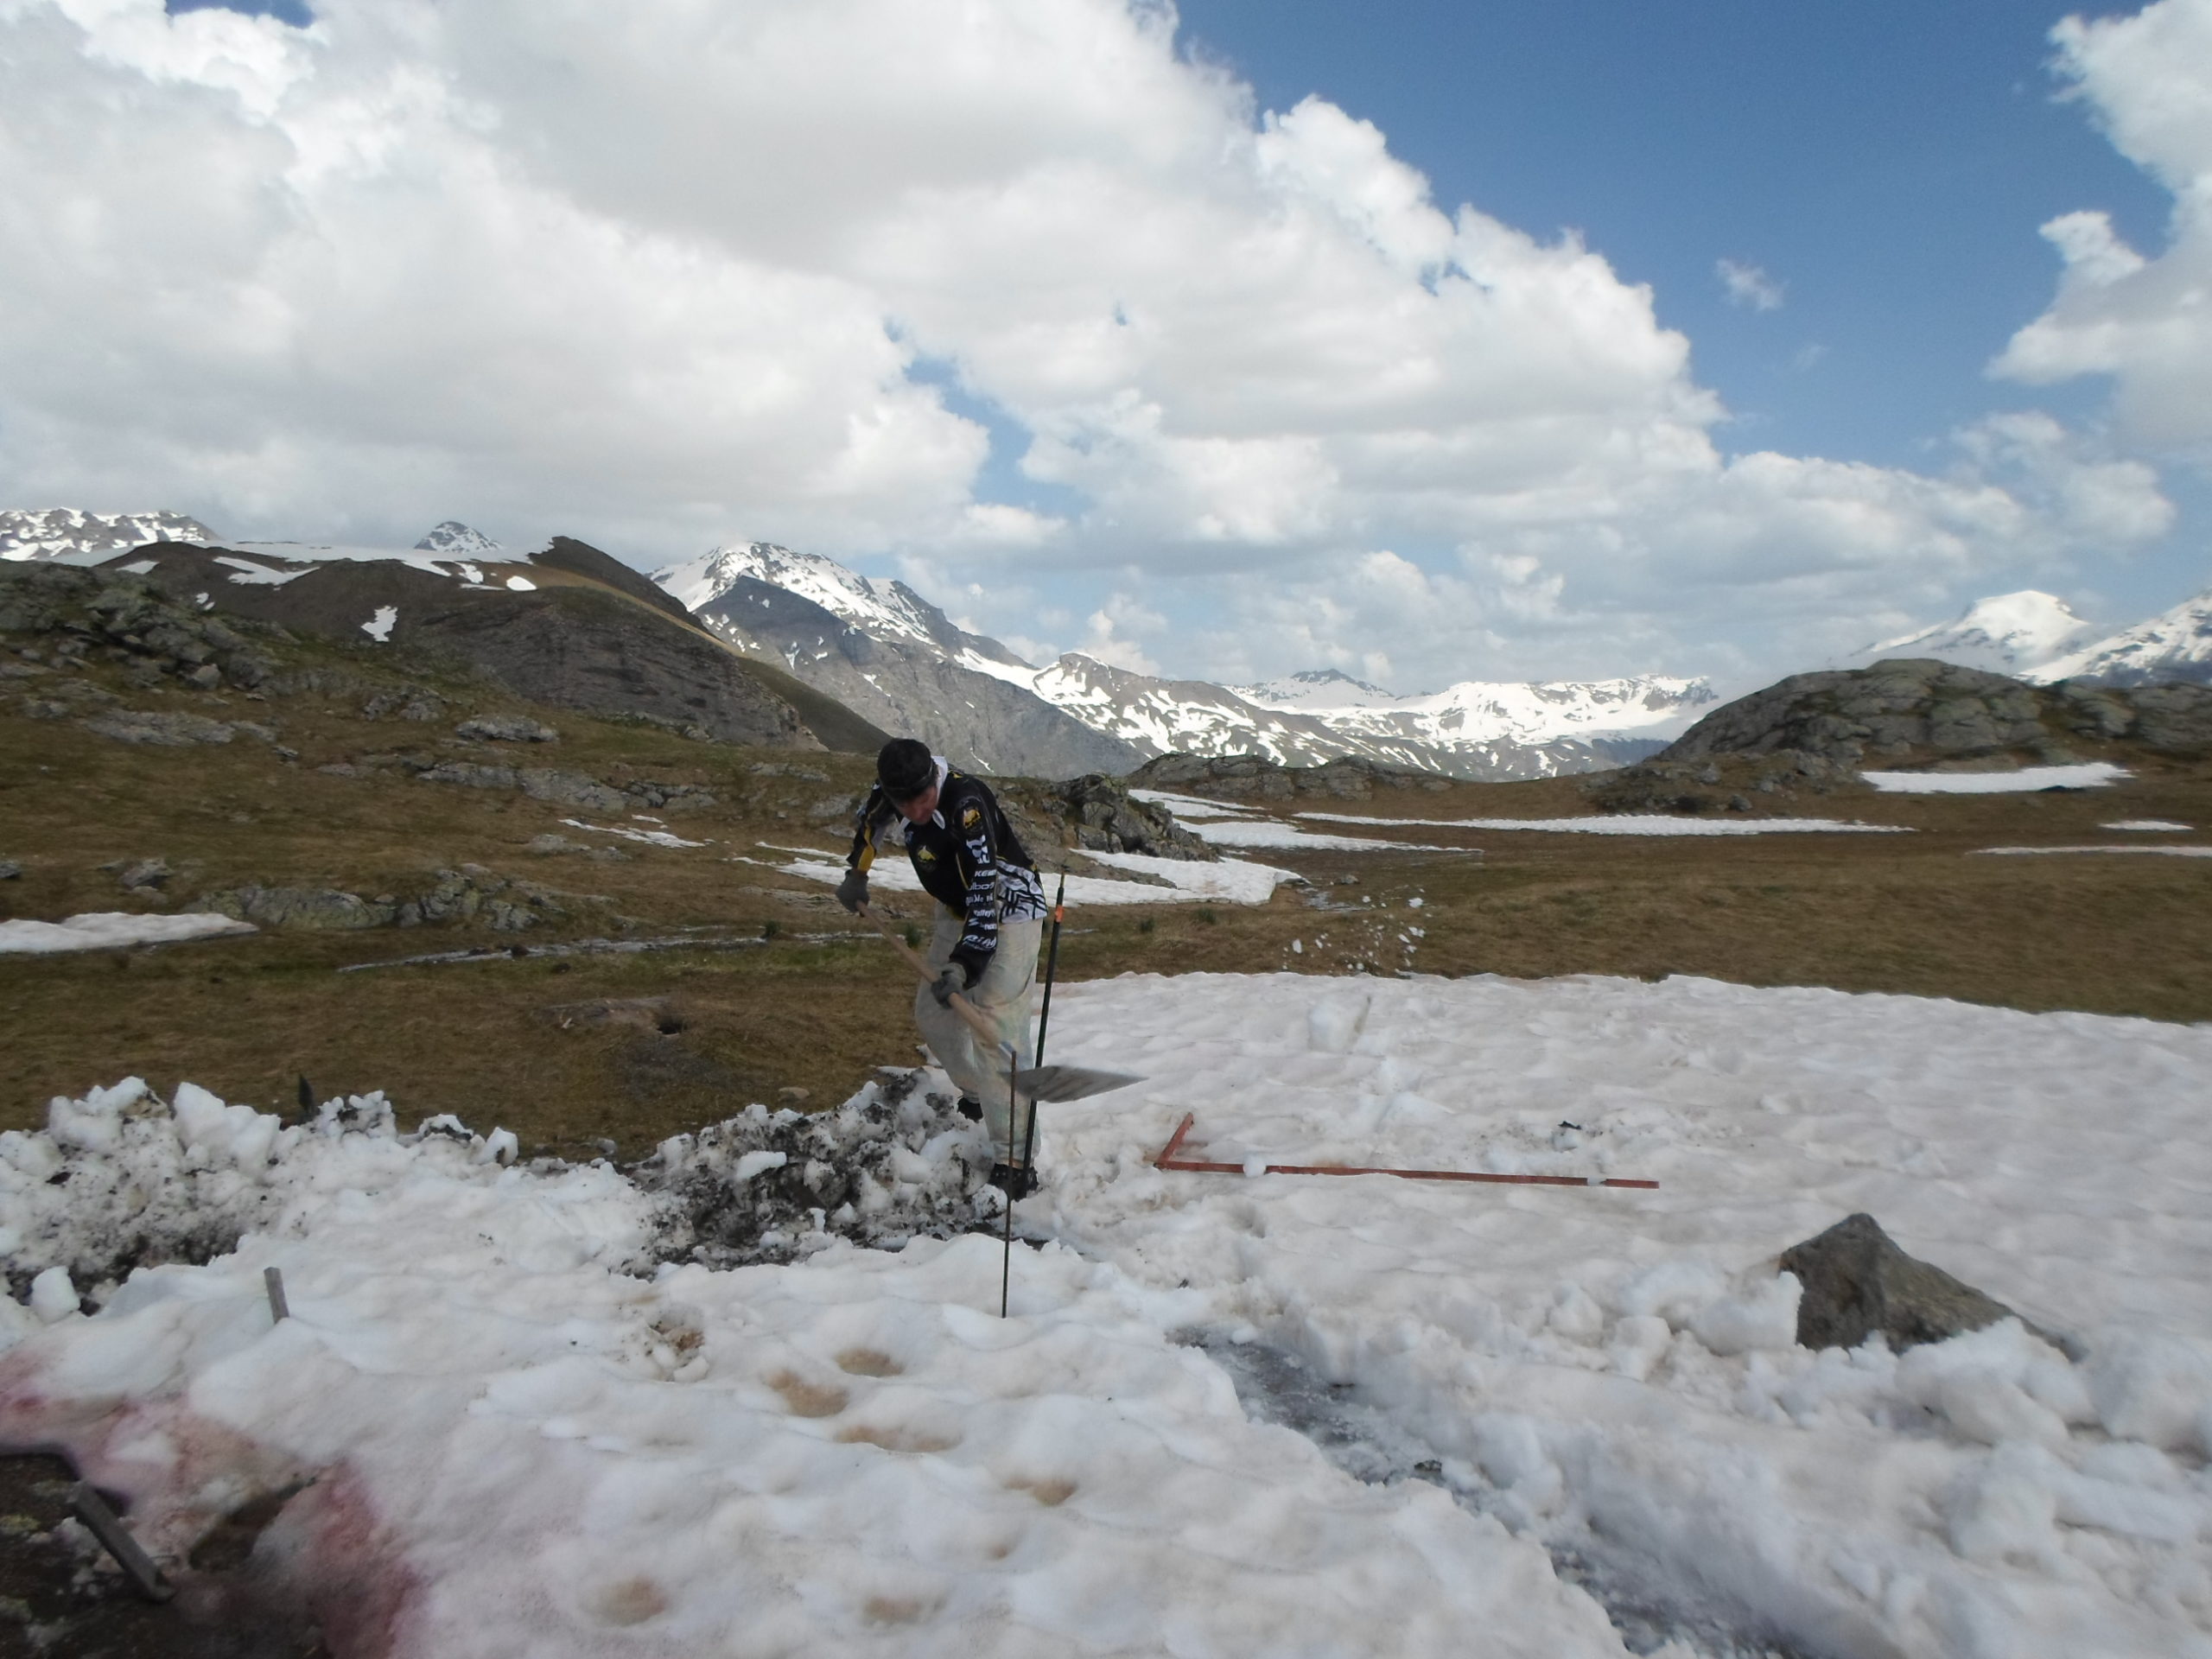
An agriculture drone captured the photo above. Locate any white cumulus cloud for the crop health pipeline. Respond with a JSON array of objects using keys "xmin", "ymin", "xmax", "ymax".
[
  {"xmin": 0, "ymin": 0, "xmax": 2183, "ymax": 687},
  {"xmin": 1993, "ymin": 0, "xmax": 2212, "ymax": 461}
]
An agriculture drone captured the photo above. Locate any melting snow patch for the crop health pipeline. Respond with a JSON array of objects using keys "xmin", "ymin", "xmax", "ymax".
[
  {"xmin": 1974, "ymin": 844, "xmax": 2212, "ymax": 859},
  {"xmin": 2104, "ymin": 819, "xmax": 2190, "ymax": 832},
  {"xmin": 0, "ymin": 912, "xmax": 254, "ymax": 954},
  {"xmin": 505, "ymin": 574, "xmax": 537, "ymax": 590},
  {"xmin": 1303, "ymin": 811, "xmax": 1909, "ymax": 836},
  {"xmin": 1126, "ymin": 788, "xmax": 1268, "ymax": 820},
  {"xmin": 560, "ymin": 817, "xmax": 709, "ymax": 849},
  {"xmin": 213, "ymin": 554, "xmax": 309, "ymax": 586},
  {"xmin": 1864, "ymin": 762, "xmax": 2129, "ymax": 793},
  {"xmin": 772, "ymin": 845, "xmax": 1296, "ymax": 906},
  {"xmin": 359, "ymin": 605, "xmax": 397, "ymax": 642},
  {"xmin": 1184, "ymin": 817, "xmax": 1471, "ymax": 852}
]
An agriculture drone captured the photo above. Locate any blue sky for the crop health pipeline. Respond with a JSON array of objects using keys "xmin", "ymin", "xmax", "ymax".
[
  {"xmin": 1178, "ymin": 1, "xmax": 2200, "ymax": 619},
  {"xmin": 1186, "ymin": 1, "xmax": 2166, "ymax": 461},
  {"xmin": 37, "ymin": 0, "xmax": 2203, "ymax": 684}
]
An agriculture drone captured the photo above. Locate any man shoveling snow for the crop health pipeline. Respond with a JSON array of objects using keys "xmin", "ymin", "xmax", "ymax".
[{"xmin": 839, "ymin": 739, "xmax": 1052, "ymax": 1199}]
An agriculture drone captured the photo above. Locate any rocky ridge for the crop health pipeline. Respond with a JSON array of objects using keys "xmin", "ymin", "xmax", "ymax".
[
  {"xmin": 1661, "ymin": 657, "xmax": 2212, "ymax": 769},
  {"xmin": 13, "ymin": 541, "xmax": 884, "ymax": 755}
]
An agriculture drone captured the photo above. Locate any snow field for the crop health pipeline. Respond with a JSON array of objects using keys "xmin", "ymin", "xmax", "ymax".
[
  {"xmin": 0, "ymin": 1082, "xmax": 1622, "ymax": 1657},
  {"xmin": 1862, "ymin": 763, "xmax": 2129, "ymax": 793},
  {"xmin": 0, "ymin": 911, "xmax": 256, "ymax": 955},
  {"xmin": 1032, "ymin": 972, "xmax": 2212, "ymax": 1657},
  {"xmin": 5, "ymin": 975, "xmax": 2212, "ymax": 1654}
]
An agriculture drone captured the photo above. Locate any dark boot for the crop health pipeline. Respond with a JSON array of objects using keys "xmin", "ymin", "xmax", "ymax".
[{"xmin": 988, "ymin": 1161, "xmax": 1037, "ymax": 1201}]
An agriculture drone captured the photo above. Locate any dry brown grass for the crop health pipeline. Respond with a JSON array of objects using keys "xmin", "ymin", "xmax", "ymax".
[{"xmin": 6, "ymin": 632, "xmax": 2211, "ymax": 1157}]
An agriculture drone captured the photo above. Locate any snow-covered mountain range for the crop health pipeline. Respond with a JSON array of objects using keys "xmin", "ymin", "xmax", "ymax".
[
  {"xmin": 0, "ymin": 508, "xmax": 219, "ymax": 562},
  {"xmin": 18, "ymin": 503, "xmax": 2212, "ymax": 766},
  {"xmin": 1847, "ymin": 591, "xmax": 2099, "ymax": 677},
  {"xmin": 2026, "ymin": 587, "xmax": 2212, "ymax": 688},
  {"xmin": 655, "ymin": 543, "xmax": 1705, "ymax": 779}
]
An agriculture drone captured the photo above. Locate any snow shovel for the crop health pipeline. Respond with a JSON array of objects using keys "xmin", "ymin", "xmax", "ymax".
[{"xmin": 855, "ymin": 903, "xmax": 1140, "ymax": 1103}]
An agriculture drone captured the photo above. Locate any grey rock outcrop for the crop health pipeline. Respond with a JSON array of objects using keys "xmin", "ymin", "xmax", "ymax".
[
  {"xmin": 81, "ymin": 709, "xmax": 237, "ymax": 747},
  {"xmin": 1128, "ymin": 751, "xmax": 1453, "ymax": 803},
  {"xmin": 1580, "ymin": 749, "xmax": 1859, "ymax": 815},
  {"xmin": 409, "ymin": 754, "xmax": 708, "ymax": 815},
  {"xmin": 1667, "ymin": 660, "xmax": 2056, "ymax": 766},
  {"xmin": 189, "ymin": 866, "xmax": 575, "ymax": 932},
  {"xmin": 1039, "ymin": 774, "xmax": 1211, "ymax": 859},
  {"xmin": 1780, "ymin": 1213, "xmax": 2035, "ymax": 1354},
  {"xmin": 191, "ymin": 886, "xmax": 398, "ymax": 931},
  {"xmin": 0, "ymin": 562, "xmax": 277, "ymax": 693},
  {"xmin": 1662, "ymin": 657, "xmax": 2212, "ymax": 770},
  {"xmin": 457, "ymin": 715, "xmax": 558, "ymax": 743}
]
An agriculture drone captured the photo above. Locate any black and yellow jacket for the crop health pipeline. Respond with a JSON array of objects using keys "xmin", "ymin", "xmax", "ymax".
[{"xmin": 848, "ymin": 764, "xmax": 1047, "ymax": 979}]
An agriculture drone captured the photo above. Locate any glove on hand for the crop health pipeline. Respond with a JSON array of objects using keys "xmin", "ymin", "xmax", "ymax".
[
  {"xmin": 836, "ymin": 868, "xmax": 868, "ymax": 914},
  {"xmin": 930, "ymin": 964, "xmax": 970, "ymax": 1007}
]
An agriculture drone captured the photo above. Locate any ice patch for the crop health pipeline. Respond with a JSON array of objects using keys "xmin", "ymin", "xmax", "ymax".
[
  {"xmin": 0, "ymin": 911, "xmax": 255, "ymax": 955},
  {"xmin": 2103, "ymin": 820, "xmax": 2190, "ymax": 832},
  {"xmin": 1864, "ymin": 762, "xmax": 2128, "ymax": 793},
  {"xmin": 360, "ymin": 605, "xmax": 397, "ymax": 642}
]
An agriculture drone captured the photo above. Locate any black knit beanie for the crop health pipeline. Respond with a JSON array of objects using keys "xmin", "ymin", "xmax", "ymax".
[{"xmin": 876, "ymin": 738, "xmax": 936, "ymax": 801}]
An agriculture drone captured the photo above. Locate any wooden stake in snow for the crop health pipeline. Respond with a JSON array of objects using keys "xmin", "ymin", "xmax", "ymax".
[
  {"xmin": 69, "ymin": 1483, "xmax": 172, "ymax": 1602},
  {"xmin": 264, "ymin": 1266, "xmax": 290, "ymax": 1322},
  {"xmin": 1152, "ymin": 1114, "xmax": 1658, "ymax": 1190}
]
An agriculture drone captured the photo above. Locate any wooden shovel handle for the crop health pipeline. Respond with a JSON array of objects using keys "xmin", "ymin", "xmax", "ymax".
[{"xmin": 856, "ymin": 903, "xmax": 1007, "ymax": 1053}]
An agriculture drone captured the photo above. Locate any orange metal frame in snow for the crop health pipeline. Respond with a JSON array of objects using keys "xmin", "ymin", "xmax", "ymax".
[{"xmin": 1151, "ymin": 1113, "xmax": 1659, "ymax": 1191}]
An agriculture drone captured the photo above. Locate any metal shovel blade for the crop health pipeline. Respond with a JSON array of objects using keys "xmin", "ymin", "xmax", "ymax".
[{"xmin": 998, "ymin": 1062, "xmax": 1142, "ymax": 1103}]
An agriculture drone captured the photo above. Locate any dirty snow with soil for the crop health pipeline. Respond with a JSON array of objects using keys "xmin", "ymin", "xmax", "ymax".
[
  {"xmin": 4, "ymin": 973, "xmax": 2212, "ymax": 1656},
  {"xmin": 0, "ymin": 911, "xmax": 255, "ymax": 954},
  {"xmin": 1862, "ymin": 763, "xmax": 2129, "ymax": 793}
]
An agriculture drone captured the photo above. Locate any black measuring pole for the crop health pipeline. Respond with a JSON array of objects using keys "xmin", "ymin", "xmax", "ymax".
[
  {"xmin": 1001, "ymin": 874, "xmax": 1065, "ymax": 1319},
  {"xmin": 1020, "ymin": 873, "xmax": 1067, "ymax": 1175}
]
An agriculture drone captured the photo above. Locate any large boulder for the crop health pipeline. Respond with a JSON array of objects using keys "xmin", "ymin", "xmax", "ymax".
[
  {"xmin": 1780, "ymin": 1213, "xmax": 2038, "ymax": 1353},
  {"xmin": 1662, "ymin": 657, "xmax": 2212, "ymax": 769}
]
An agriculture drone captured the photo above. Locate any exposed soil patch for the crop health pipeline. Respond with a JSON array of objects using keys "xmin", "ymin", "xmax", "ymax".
[{"xmin": 0, "ymin": 1453, "xmax": 327, "ymax": 1659}]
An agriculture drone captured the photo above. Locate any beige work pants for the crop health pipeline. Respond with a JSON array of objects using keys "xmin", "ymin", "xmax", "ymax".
[{"xmin": 915, "ymin": 906, "xmax": 1043, "ymax": 1164}]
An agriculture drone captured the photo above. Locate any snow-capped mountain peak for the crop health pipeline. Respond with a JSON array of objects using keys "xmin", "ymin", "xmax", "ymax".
[
  {"xmin": 658, "ymin": 543, "xmax": 931, "ymax": 649},
  {"xmin": 414, "ymin": 522, "xmax": 503, "ymax": 557},
  {"xmin": 1, "ymin": 508, "xmax": 220, "ymax": 563},
  {"xmin": 2028, "ymin": 582, "xmax": 2212, "ymax": 687},
  {"xmin": 1853, "ymin": 590, "xmax": 2096, "ymax": 676},
  {"xmin": 1232, "ymin": 668, "xmax": 1400, "ymax": 709}
]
